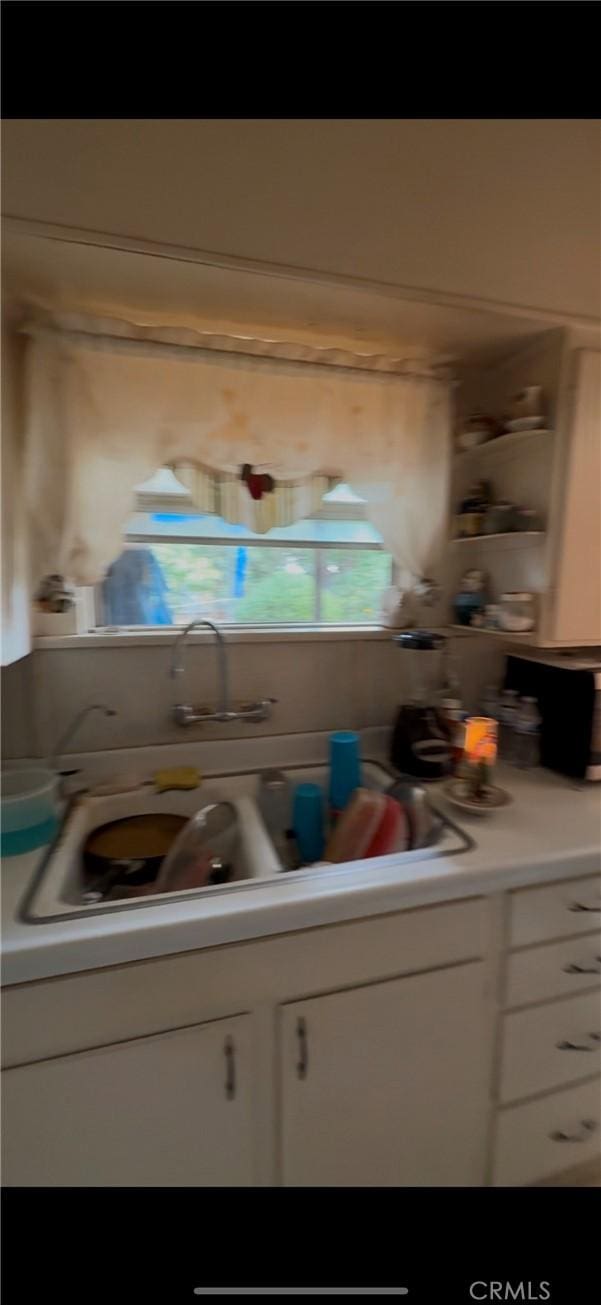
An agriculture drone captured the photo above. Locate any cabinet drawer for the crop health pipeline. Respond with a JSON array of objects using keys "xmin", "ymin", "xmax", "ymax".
[
  {"xmin": 509, "ymin": 876, "xmax": 601, "ymax": 948},
  {"xmin": 505, "ymin": 933, "xmax": 601, "ymax": 1008},
  {"xmin": 493, "ymin": 1078, "xmax": 601, "ymax": 1186},
  {"xmin": 500, "ymin": 990, "xmax": 601, "ymax": 1103}
]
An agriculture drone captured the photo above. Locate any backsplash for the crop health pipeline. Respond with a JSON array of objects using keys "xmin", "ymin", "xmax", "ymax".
[{"xmin": 1, "ymin": 635, "xmax": 504, "ymax": 759}]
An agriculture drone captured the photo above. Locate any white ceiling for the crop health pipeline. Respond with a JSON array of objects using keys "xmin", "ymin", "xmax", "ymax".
[
  {"xmin": 2, "ymin": 231, "xmax": 554, "ymax": 368},
  {"xmin": 2, "ymin": 119, "xmax": 600, "ymax": 321}
]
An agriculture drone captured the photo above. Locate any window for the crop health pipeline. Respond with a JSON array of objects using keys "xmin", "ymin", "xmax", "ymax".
[{"xmin": 96, "ymin": 471, "xmax": 393, "ymax": 628}]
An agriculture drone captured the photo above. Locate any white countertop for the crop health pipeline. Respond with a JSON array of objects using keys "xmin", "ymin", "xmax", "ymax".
[{"xmin": 2, "ymin": 730, "xmax": 600, "ymax": 986}]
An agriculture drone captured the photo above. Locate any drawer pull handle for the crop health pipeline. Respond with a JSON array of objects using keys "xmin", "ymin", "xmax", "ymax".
[
  {"xmin": 550, "ymin": 1119, "xmax": 597, "ymax": 1143},
  {"xmin": 563, "ymin": 959, "xmax": 601, "ymax": 975},
  {"xmin": 296, "ymin": 1016, "xmax": 309, "ymax": 1080},
  {"xmin": 556, "ymin": 1033, "xmax": 601, "ymax": 1052},
  {"xmin": 224, "ymin": 1036, "xmax": 236, "ymax": 1100},
  {"xmin": 568, "ymin": 901, "xmax": 601, "ymax": 913}
]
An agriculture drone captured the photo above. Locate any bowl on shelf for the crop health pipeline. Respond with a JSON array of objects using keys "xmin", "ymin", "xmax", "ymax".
[
  {"xmin": 497, "ymin": 593, "xmax": 538, "ymax": 633},
  {"xmin": 455, "ymin": 414, "xmax": 498, "ymax": 451},
  {"xmin": 504, "ymin": 416, "xmax": 546, "ymax": 433}
]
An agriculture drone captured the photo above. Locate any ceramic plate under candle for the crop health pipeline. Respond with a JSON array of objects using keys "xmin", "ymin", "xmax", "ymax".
[{"xmin": 443, "ymin": 779, "xmax": 512, "ymax": 816}]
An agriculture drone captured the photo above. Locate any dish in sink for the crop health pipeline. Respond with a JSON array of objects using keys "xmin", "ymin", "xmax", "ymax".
[{"xmin": 20, "ymin": 761, "xmax": 472, "ymax": 923}]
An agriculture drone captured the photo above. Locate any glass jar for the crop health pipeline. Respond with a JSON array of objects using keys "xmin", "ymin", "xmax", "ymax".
[
  {"xmin": 498, "ymin": 689, "xmax": 520, "ymax": 763},
  {"xmin": 513, "ymin": 697, "xmax": 541, "ymax": 769},
  {"xmin": 483, "ymin": 503, "xmax": 517, "ymax": 534},
  {"xmin": 256, "ymin": 769, "xmax": 292, "ymax": 855},
  {"xmin": 481, "ymin": 684, "xmax": 500, "ymax": 720},
  {"xmin": 498, "ymin": 592, "xmax": 537, "ymax": 633}
]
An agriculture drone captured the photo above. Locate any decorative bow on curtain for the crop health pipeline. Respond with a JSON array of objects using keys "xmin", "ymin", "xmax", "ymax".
[
  {"xmin": 170, "ymin": 459, "xmax": 340, "ymax": 535},
  {"xmin": 22, "ymin": 314, "xmax": 452, "ymax": 592}
]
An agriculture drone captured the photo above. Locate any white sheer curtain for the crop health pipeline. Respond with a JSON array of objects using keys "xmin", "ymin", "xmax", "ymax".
[{"xmin": 23, "ymin": 319, "xmax": 451, "ymax": 590}]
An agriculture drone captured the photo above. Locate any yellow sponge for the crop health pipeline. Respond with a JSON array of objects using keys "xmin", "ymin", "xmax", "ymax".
[{"xmin": 154, "ymin": 767, "xmax": 202, "ymax": 792}]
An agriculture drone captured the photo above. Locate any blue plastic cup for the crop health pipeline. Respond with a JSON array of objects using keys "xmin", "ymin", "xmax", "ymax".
[
  {"xmin": 293, "ymin": 783, "xmax": 325, "ymax": 864},
  {"xmin": 329, "ymin": 730, "xmax": 362, "ymax": 812}
]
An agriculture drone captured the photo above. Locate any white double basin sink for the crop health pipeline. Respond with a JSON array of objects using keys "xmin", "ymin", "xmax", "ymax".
[{"xmin": 22, "ymin": 760, "xmax": 471, "ymax": 923}]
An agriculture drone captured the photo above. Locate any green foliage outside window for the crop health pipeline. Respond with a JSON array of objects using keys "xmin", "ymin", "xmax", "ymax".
[{"xmin": 134, "ymin": 542, "xmax": 391, "ymax": 625}]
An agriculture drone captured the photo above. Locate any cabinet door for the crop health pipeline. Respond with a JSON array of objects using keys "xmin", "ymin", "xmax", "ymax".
[
  {"xmin": 280, "ymin": 962, "xmax": 489, "ymax": 1186},
  {"xmin": 2, "ymin": 1015, "xmax": 252, "ymax": 1186},
  {"xmin": 553, "ymin": 349, "xmax": 601, "ymax": 643}
]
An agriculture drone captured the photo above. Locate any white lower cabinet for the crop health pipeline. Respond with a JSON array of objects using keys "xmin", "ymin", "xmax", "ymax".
[
  {"xmin": 494, "ymin": 1078, "xmax": 601, "ymax": 1186},
  {"xmin": 279, "ymin": 961, "xmax": 489, "ymax": 1186},
  {"xmin": 493, "ymin": 878, "xmax": 601, "ymax": 1185},
  {"xmin": 500, "ymin": 989, "xmax": 601, "ymax": 1104},
  {"xmin": 2, "ymin": 1014, "xmax": 253, "ymax": 1187}
]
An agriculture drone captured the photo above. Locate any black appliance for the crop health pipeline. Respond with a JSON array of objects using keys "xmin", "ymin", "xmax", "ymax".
[
  {"xmin": 504, "ymin": 652, "xmax": 601, "ymax": 782},
  {"xmin": 390, "ymin": 630, "xmax": 454, "ymax": 780}
]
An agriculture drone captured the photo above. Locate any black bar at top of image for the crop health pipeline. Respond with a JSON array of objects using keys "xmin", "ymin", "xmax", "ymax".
[{"xmin": 1, "ymin": 1, "xmax": 599, "ymax": 119}]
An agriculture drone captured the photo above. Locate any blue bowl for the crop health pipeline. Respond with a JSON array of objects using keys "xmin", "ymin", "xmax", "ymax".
[{"xmin": 0, "ymin": 816, "xmax": 59, "ymax": 858}]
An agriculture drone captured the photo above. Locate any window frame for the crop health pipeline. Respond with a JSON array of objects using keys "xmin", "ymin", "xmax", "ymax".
[{"xmin": 93, "ymin": 485, "xmax": 396, "ymax": 631}]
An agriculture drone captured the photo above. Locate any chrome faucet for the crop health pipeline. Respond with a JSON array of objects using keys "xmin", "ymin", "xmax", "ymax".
[
  {"xmin": 169, "ymin": 620, "xmax": 276, "ymax": 727},
  {"xmin": 170, "ymin": 620, "xmax": 230, "ymax": 719},
  {"xmin": 49, "ymin": 704, "xmax": 117, "ymax": 773}
]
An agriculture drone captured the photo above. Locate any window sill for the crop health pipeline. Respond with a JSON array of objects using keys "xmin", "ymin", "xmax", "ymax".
[{"xmin": 33, "ymin": 624, "xmax": 395, "ymax": 650}]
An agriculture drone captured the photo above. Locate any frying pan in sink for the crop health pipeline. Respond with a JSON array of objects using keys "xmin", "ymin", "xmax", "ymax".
[{"xmin": 82, "ymin": 813, "xmax": 188, "ymax": 897}]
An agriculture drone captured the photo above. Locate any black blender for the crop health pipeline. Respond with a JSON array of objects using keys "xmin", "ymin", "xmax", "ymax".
[{"xmin": 390, "ymin": 630, "xmax": 455, "ymax": 780}]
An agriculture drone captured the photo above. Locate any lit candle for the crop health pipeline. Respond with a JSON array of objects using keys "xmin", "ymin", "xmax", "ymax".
[
  {"xmin": 464, "ymin": 716, "xmax": 498, "ymax": 766},
  {"xmin": 464, "ymin": 716, "xmax": 497, "ymax": 796}
]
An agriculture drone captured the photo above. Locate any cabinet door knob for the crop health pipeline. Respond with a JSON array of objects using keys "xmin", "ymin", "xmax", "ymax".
[
  {"xmin": 550, "ymin": 1119, "xmax": 597, "ymax": 1143},
  {"xmin": 568, "ymin": 901, "xmax": 601, "ymax": 913},
  {"xmin": 296, "ymin": 1017, "xmax": 309, "ymax": 1080},
  {"xmin": 556, "ymin": 1032, "xmax": 601, "ymax": 1052},
  {"xmin": 563, "ymin": 958, "xmax": 601, "ymax": 975},
  {"xmin": 224, "ymin": 1036, "xmax": 236, "ymax": 1100}
]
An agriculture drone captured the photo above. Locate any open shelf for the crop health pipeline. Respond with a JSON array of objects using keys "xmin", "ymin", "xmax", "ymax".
[
  {"xmin": 453, "ymin": 428, "xmax": 553, "ymax": 464},
  {"xmin": 450, "ymin": 531, "xmax": 545, "ymax": 548},
  {"xmin": 447, "ymin": 624, "xmax": 539, "ymax": 644}
]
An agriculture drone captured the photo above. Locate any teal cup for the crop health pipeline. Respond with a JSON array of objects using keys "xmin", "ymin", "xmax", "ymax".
[
  {"xmin": 328, "ymin": 730, "xmax": 361, "ymax": 811},
  {"xmin": 292, "ymin": 783, "xmax": 325, "ymax": 863}
]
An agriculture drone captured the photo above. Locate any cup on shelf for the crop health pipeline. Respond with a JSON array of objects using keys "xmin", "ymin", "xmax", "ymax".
[
  {"xmin": 292, "ymin": 783, "xmax": 325, "ymax": 864},
  {"xmin": 328, "ymin": 731, "xmax": 362, "ymax": 813}
]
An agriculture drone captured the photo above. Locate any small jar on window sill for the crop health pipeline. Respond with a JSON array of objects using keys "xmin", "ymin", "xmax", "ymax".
[{"xmin": 32, "ymin": 586, "xmax": 93, "ymax": 637}]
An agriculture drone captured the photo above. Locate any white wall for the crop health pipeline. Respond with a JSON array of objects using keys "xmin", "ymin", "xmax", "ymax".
[
  {"xmin": 1, "ymin": 320, "xmax": 30, "ymax": 665},
  {"xmin": 3, "ymin": 119, "xmax": 599, "ymax": 322},
  {"xmin": 1, "ymin": 635, "xmax": 504, "ymax": 761}
]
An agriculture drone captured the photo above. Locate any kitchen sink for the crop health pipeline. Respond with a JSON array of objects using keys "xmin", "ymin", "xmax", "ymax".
[{"xmin": 21, "ymin": 760, "xmax": 472, "ymax": 923}]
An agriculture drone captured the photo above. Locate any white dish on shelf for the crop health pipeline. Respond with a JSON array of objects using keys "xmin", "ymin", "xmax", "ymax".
[
  {"xmin": 456, "ymin": 429, "xmax": 492, "ymax": 451},
  {"xmin": 504, "ymin": 417, "xmax": 545, "ymax": 432}
]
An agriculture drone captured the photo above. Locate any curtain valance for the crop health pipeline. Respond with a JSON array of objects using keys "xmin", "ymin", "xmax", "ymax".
[{"xmin": 23, "ymin": 316, "xmax": 452, "ymax": 590}]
